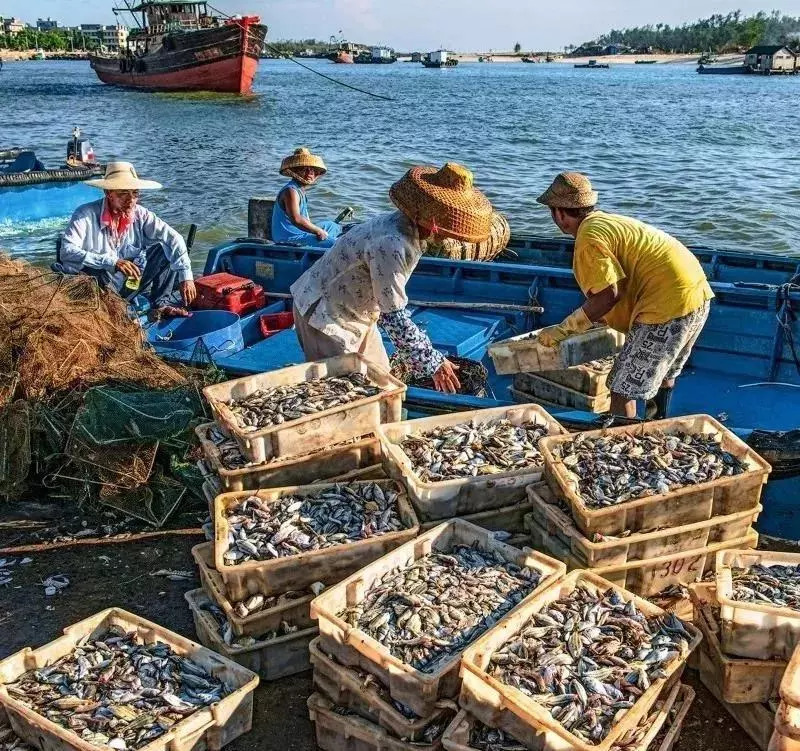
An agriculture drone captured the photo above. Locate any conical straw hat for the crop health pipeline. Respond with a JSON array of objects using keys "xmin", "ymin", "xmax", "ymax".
[
  {"xmin": 280, "ymin": 147, "xmax": 327, "ymax": 177},
  {"xmin": 536, "ymin": 172, "xmax": 598, "ymax": 209},
  {"xmin": 86, "ymin": 161, "xmax": 162, "ymax": 191},
  {"xmin": 389, "ymin": 162, "xmax": 492, "ymax": 243}
]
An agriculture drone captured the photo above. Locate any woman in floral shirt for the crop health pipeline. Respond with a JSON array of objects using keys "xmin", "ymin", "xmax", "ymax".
[{"xmin": 291, "ymin": 163, "xmax": 492, "ymax": 393}]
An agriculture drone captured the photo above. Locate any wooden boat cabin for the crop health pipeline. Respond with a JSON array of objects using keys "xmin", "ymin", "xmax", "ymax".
[{"xmin": 745, "ymin": 45, "xmax": 798, "ymax": 74}]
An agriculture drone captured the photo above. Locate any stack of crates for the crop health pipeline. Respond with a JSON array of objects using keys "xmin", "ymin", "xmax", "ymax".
[
  {"xmin": 524, "ymin": 415, "xmax": 770, "ymax": 610},
  {"xmin": 307, "ymin": 520, "xmax": 566, "ymax": 751},
  {"xmin": 688, "ymin": 549, "xmax": 800, "ymax": 750},
  {"xmin": 186, "ymin": 354, "xmax": 411, "ymax": 680}
]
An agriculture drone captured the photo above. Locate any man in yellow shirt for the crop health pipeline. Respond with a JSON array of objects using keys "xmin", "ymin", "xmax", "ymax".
[{"xmin": 535, "ymin": 172, "xmax": 714, "ymax": 419}]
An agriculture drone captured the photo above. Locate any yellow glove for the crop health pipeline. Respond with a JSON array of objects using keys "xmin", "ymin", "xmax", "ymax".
[{"xmin": 537, "ymin": 308, "xmax": 592, "ymax": 348}]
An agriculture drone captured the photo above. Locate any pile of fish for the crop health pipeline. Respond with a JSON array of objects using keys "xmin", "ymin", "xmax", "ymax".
[
  {"xmin": 5, "ymin": 627, "xmax": 229, "ymax": 750},
  {"xmin": 231, "ymin": 585, "xmax": 322, "ymax": 619},
  {"xmin": 327, "ymin": 703, "xmax": 447, "ymax": 744},
  {"xmin": 487, "ymin": 582, "xmax": 693, "ymax": 745},
  {"xmin": 338, "ymin": 544, "xmax": 543, "ymax": 673},
  {"xmin": 469, "ymin": 721, "xmax": 527, "ymax": 751},
  {"xmin": 222, "ymin": 482, "xmax": 404, "ymax": 566},
  {"xmin": 199, "ymin": 597, "xmax": 302, "ymax": 648},
  {"xmin": 224, "ymin": 373, "xmax": 380, "ymax": 432},
  {"xmin": 552, "ymin": 430, "xmax": 748, "ymax": 508},
  {"xmin": 204, "ymin": 424, "xmax": 251, "ymax": 470},
  {"xmin": 0, "ymin": 724, "xmax": 34, "ymax": 751},
  {"xmin": 399, "ymin": 419, "xmax": 550, "ymax": 482},
  {"xmin": 730, "ymin": 562, "xmax": 800, "ymax": 610}
]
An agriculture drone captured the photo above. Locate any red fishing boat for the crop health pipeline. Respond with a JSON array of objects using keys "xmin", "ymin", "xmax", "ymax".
[{"xmin": 89, "ymin": 1, "xmax": 267, "ymax": 94}]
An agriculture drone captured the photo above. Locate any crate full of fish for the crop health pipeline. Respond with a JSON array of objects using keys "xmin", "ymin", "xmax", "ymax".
[
  {"xmin": 527, "ymin": 481, "xmax": 762, "ymax": 569},
  {"xmin": 184, "ymin": 589, "xmax": 316, "ymax": 681},
  {"xmin": 190, "ymin": 542, "xmax": 318, "ymax": 638},
  {"xmin": 307, "ymin": 693, "xmax": 449, "ymax": 751},
  {"xmin": 441, "ymin": 683, "xmax": 694, "ymax": 751},
  {"xmin": 202, "ymin": 353, "xmax": 406, "ymax": 464},
  {"xmin": 0, "ymin": 608, "xmax": 259, "ymax": 751},
  {"xmin": 530, "ymin": 356, "xmax": 616, "ymax": 397},
  {"xmin": 310, "ymin": 639, "xmax": 455, "ymax": 743},
  {"xmin": 715, "ymin": 550, "xmax": 800, "ymax": 661},
  {"xmin": 195, "ymin": 423, "xmax": 382, "ymax": 493},
  {"xmin": 311, "ymin": 519, "xmax": 565, "ymax": 717},
  {"xmin": 488, "ymin": 326, "xmax": 624, "ymax": 377},
  {"xmin": 538, "ymin": 414, "xmax": 771, "ymax": 538},
  {"xmin": 378, "ymin": 405, "xmax": 565, "ymax": 523},
  {"xmin": 688, "ymin": 582, "xmax": 786, "ymax": 704},
  {"xmin": 458, "ymin": 571, "xmax": 701, "ymax": 751},
  {"xmin": 419, "ymin": 497, "xmax": 530, "ymax": 537},
  {"xmin": 214, "ymin": 480, "xmax": 418, "ymax": 601},
  {"xmin": 524, "ymin": 497, "xmax": 758, "ymax": 597}
]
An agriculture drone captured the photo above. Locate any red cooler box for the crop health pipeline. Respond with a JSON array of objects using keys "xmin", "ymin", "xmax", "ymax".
[{"xmin": 193, "ymin": 273, "xmax": 266, "ymax": 315}]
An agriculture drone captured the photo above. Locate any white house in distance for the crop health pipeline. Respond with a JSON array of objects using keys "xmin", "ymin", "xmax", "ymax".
[{"xmin": 745, "ymin": 45, "xmax": 797, "ymax": 73}]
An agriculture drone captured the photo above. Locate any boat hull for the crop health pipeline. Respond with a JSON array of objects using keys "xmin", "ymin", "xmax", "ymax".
[{"xmin": 89, "ymin": 21, "xmax": 267, "ymax": 94}]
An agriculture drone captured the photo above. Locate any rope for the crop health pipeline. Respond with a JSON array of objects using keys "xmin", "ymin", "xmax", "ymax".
[
  {"xmin": 777, "ymin": 272, "xmax": 800, "ymax": 376},
  {"xmin": 205, "ymin": 2, "xmax": 395, "ymax": 101}
]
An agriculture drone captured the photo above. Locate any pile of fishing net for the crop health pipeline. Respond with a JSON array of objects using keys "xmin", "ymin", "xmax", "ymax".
[{"xmin": 0, "ymin": 255, "xmax": 218, "ymax": 525}]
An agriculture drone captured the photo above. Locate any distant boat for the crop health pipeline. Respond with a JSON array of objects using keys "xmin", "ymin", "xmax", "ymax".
[
  {"xmin": 34, "ymin": 49, "xmax": 46, "ymax": 60},
  {"xmin": 521, "ymin": 56, "xmax": 537, "ymax": 63},
  {"xmin": 696, "ymin": 63, "xmax": 750, "ymax": 75},
  {"xmin": 331, "ymin": 50, "xmax": 354, "ymax": 64},
  {"xmin": 422, "ymin": 50, "xmax": 458, "ymax": 68},
  {"xmin": 634, "ymin": 59, "xmax": 657, "ymax": 64},
  {"xmin": 574, "ymin": 59, "xmax": 609, "ymax": 69},
  {"xmin": 354, "ymin": 46, "xmax": 396, "ymax": 64},
  {"xmin": 478, "ymin": 55, "xmax": 494, "ymax": 63}
]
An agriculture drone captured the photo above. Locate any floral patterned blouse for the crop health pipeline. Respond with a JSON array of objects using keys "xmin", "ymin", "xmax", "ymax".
[{"xmin": 291, "ymin": 211, "xmax": 444, "ymax": 378}]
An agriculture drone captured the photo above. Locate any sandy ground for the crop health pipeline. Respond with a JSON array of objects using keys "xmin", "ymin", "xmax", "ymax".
[{"xmin": 0, "ymin": 50, "xmax": 88, "ymax": 60}]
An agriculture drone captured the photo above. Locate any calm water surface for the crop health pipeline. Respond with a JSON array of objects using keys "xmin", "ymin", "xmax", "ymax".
[{"xmin": 1, "ymin": 59, "xmax": 798, "ymax": 270}]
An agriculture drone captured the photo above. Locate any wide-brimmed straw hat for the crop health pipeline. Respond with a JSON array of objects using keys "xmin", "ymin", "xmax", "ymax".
[
  {"xmin": 280, "ymin": 147, "xmax": 327, "ymax": 178},
  {"xmin": 389, "ymin": 162, "xmax": 492, "ymax": 243},
  {"xmin": 536, "ymin": 172, "xmax": 598, "ymax": 209},
  {"xmin": 86, "ymin": 161, "xmax": 162, "ymax": 191}
]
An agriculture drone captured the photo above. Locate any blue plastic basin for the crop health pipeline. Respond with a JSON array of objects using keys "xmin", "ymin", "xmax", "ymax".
[{"xmin": 146, "ymin": 310, "xmax": 244, "ymax": 360}]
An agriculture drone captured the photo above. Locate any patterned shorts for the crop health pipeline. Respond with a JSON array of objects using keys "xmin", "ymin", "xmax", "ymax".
[{"xmin": 609, "ymin": 301, "xmax": 710, "ymax": 400}]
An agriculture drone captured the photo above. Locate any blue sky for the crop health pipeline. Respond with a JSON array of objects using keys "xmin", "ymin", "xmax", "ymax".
[{"xmin": 4, "ymin": 1, "xmax": 799, "ymax": 49}]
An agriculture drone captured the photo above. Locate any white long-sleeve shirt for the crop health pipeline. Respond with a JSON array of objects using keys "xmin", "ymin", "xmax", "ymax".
[{"xmin": 59, "ymin": 199, "xmax": 192, "ymax": 285}]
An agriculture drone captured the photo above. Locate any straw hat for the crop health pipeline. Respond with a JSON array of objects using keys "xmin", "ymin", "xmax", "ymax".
[
  {"xmin": 86, "ymin": 161, "xmax": 162, "ymax": 191},
  {"xmin": 536, "ymin": 172, "xmax": 598, "ymax": 209},
  {"xmin": 280, "ymin": 147, "xmax": 327, "ymax": 180},
  {"xmin": 389, "ymin": 162, "xmax": 492, "ymax": 243}
]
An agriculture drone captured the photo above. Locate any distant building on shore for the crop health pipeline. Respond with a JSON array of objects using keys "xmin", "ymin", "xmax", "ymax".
[
  {"xmin": 2, "ymin": 17, "xmax": 26, "ymax": 35},
  {"xmin": 71, "ymin": 23, "xmax": 129, "ymax": 51},
  {"xmin": 37, "ymin": 17, "xmax": 58, "ymax": 31},
  {"xmin": 745, "ymin": 45, "xmax": 797, "ymax": 73}
]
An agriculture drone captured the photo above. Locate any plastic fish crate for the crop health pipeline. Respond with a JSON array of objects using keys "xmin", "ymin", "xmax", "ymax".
[
  {"xmin": 780, "ymin": 635, "xmax": 800, "ymax": 710},
  {"xmin": 488, "ymin": 326, "xmax": 624, "ymax": 376},
  {"xmin": 512, "ymin": 372, "xmax": 611, "ymax": 413},
  {"xmin": 527, "ymin": 481, "xmax": 762, "ymax": 568},
  {"xmin": 419, "ymin": 497, "xmax": 529, "ymax": 534},
  {"xmin": 184, "ymin": 589, "xmax": 315, "ymax": 681},
  {"xmin": 529, "ymin": 358, "xmax": 614, "ymax": 396},
  {"xmin": 441, "ymin": 683, "xmax": 694, "ymax": 751},
  {"xmin": 190, "ymin": 542, "xmax": 314, "ymax": 638},
  {"xmin": 307, "ymin": 693, "xmax": 445, "ymax": 751},
  {"xmin": 214, "ymin": 480, "xmax": 419, "ymax": 601},
  {"xmin": 539, "ymin": 414, "xmax": 771, "ymax": 538},
  {"xmin": 379, "ymin": 405, "xmax": 566, "ymax": 523},
  {"xmin": 195, "ymin": 423, "xmax": 382, "ymax": 493},
  {"xmin": 458, "ymin": 570, "xmax": 701, "ymax": 751},
  {"xmin": 688, "ymin": 582, "xmax": 786, "ymax": 704},
  {"xmin": 310, "ymin": 519, "xmax": 566, "ymax": 718},
  {"xmin": 525, "ymin": 504, "xmax": 758, "ymax": 597},
  {"xmin": 716, "ymin": 550, "xmax": 800, "ymax": 661},
  {"xmin": 0, "ymin": 607, "xmax": 259, "ymax": 751},
  {"xmin": 309, "ymin": 638, "xmax": 453, "ymax": 742},
  {"xmin": 202, "ymin": 353, "xmax": 406, "ymax": 464}
]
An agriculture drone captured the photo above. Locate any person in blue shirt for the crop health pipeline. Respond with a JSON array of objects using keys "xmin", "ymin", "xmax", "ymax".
[{"xmin": 271, "ymin": 148, "xmax": 342, "ymax": 248}]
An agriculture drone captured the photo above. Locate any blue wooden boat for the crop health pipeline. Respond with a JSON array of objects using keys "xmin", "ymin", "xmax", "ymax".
[
  {"xmin": 149, "ymin": 232, "xmax": 800, "ymax": 538},
  {"xmin": 0, "ymin": 131, "xmax": 103, "ymax": 225}
]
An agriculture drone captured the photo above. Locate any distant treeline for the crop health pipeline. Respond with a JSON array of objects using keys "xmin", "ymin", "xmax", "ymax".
[
  {"xmin": 0, "ymin": 29, "xmax": 100, "ymax": 51},
  {"xmin": 267, "ymin": 38, "xmax": 331, "ymax": 55},
  {"xmin": 586, "ymin": 10, "xmax": 800, "ymax": 53}
]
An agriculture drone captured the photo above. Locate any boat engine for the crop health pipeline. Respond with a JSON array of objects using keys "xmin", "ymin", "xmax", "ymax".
[{"xmin": 66, "ymin": 127, "xmax": 96, "ymax": 167}]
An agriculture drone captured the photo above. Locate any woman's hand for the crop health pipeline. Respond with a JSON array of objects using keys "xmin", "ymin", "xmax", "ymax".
[
  {"xmin": 432, "ymin": 359, "xmax": 461, "ymax": 394},
  {"xmin": 314, "ymin": 228, "xmax": 329, "ymax": 242}
]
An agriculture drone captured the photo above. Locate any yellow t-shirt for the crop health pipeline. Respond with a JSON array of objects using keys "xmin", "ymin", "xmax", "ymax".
[{"xmin": 573, "ymin": 211, "xmax": 714, "ymax": 333}]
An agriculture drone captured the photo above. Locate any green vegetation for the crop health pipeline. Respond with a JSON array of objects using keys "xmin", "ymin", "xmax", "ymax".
[
  {"xmin": 267, "ymin": 38, "xmax": 331, "ymax": 56},
  {"xmin": 582, "ymin": 10, "xmax": 800, "ymax": 54},
  {"xmin": 0, "ymin": 29, "xmax": 100, "ymax": 51}
]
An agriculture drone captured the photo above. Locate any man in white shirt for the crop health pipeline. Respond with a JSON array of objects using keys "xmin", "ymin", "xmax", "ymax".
[{"xmin": 58, "ymin": 161, "xmax": 196, "ymax": 316}]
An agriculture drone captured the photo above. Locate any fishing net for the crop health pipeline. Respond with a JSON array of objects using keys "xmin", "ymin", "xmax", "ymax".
[
  {"xmin": 390, "ymin": 354, "xmax": 489, "ymax": 397},
  {"xmin": 99, "ymin": 470, "xmax": 188, "ymax": 527},
  {"xmin": 0, "ymin": 400, "xmax": 32, "ymax": 500}
]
